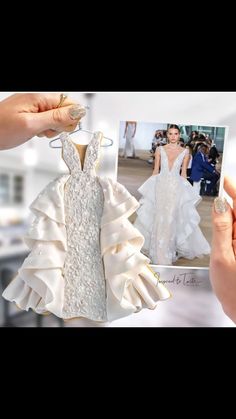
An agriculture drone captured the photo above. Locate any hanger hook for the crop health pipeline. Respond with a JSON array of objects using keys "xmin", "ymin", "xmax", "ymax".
[{"xmin": 49, "ymin": 112, "xmax": 113, "ymax": 148}]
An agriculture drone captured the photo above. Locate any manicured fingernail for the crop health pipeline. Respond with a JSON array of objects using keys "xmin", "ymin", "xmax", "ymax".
[
  {"xmin": 214, "ymin": 197, "xmax": 227, "ymax": 213},
  {"xmin": 68, "ymin": 105, "xmax": 86, "ymax": 120}
]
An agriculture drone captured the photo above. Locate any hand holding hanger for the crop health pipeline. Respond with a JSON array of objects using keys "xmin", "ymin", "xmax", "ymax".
[{"xmin": 0, "ymin": 93, "xmax": 85, "ymax": 150}]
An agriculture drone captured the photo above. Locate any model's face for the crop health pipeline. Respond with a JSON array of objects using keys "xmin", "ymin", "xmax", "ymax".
[{"xmin": 167, "ymin": 129, "xmax": 180, "ymax": 144}]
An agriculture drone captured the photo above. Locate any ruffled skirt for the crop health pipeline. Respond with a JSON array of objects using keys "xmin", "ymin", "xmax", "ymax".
[
  {"xmin": 134, "ymin": 174, "xmax": 211, "ymax": 265},
  {"xmin": 2, "ymin": 175, "xmax": 171, "ymax": 321}
]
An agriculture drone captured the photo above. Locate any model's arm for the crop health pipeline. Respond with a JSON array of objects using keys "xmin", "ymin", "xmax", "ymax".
[
  {"xmin": 153, "ymin": 148, "xmax": 161, "ymax": 175},
  {"xmin": 181, "ymin": 151, "xmax": 190, "ymax": 178}
]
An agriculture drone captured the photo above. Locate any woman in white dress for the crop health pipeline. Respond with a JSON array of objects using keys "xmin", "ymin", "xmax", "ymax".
[
  {"xmin": 134, "ymin": 125, "xmax": 211, "ymax": 265},
  {"xmin": 123, "ymin": 121, "xmax": 137, "ymax": 158}
]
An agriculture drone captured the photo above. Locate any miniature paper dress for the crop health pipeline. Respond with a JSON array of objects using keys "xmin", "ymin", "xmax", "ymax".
[{"xmin": 2, "ymin": 132, "xmax": 170, "ymax": 322}]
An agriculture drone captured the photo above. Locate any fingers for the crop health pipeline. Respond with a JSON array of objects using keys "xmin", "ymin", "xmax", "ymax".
[
  {"xmin": 211, "ymin": 197, "xmax": 235, "ymax": 262},
  {"xmin": 36, "ymin": 122, "xmax": 78, "ymax": 139},
  {"xmin": 31, "ymin": 93, "xmax": 76, "ymax": 112},
  {"xmin": 223, "ymin": 176, "xmax": 236, "ymax": 256},
  {"xmin": 224, "ymin": 175, "xmax": 236, "ymax": 219},
  {"xmin": 63, "ymin": 122, "xmax": 79, "ymax": 133},
  {"xmin": 27, "ymin": 104, "xmax": 86, "ymax": 137},
  {"xmin": 233, "ymin": 222, "xmax": 236, "ymax": 256}
]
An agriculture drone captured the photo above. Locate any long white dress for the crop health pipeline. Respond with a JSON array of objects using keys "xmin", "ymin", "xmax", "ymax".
[
  {"xmin": 124, "ymin": 122, "xmax": 136, "ymax": 157},
  {"xmin": 2, "ymin": 132, "xmax": 170, "ymax": 322},
  {"xmin": 134, "ymin": 146, "xmax": 211, "ymax": 266}
]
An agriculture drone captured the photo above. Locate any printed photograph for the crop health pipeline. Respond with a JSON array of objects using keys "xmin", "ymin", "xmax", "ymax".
[{"xmin": 118, "ymin": 121, "xmax": 228, "ymax": 268}]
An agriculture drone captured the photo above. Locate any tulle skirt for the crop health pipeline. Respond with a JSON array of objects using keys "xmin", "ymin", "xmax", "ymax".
[{"xmin": 134, "ymin": 173, "xmax": 211, "ymax": 265}]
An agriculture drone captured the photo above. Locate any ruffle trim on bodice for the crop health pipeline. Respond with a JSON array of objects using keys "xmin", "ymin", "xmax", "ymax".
[{"xmin": 2, "ymin": 175, "xmax": 171, "ymax": 322}]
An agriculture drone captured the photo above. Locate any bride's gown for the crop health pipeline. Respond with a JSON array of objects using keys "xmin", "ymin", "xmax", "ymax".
[{"xmin": 134, "ymin": 146, "xmax": 211, "ymax": 265}]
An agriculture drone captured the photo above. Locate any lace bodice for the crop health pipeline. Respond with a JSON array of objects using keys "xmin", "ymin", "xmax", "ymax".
[{"xmin": 61, "ymin": 131, "xmax": 102, "ymax": 175}]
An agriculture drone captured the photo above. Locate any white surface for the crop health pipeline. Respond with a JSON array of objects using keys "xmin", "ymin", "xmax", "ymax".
[{"xmin": 62, "ymin": 266, "xmax": 235, "ymax": 327}]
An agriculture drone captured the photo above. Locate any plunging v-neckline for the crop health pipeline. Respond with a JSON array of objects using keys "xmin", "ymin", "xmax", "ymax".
[
  {"xmin": 61, "ymin": 131, "xmax": 103, "ymax": 173},
  {"xmin": 72, "ymin": 142, "xmax": 88, "ymax": 171},
  {"xmin": 162, "ymin": 147, "xmax": 186, "ymax": 172},
  {"xmin": 69, "ymin": 133, "xmax": 95, "ymax": 172}
]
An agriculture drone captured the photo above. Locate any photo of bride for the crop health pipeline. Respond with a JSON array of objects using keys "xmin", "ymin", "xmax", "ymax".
[{"xmin": 118, "ymin": 121, "xmax": 228, "ymax": 268}]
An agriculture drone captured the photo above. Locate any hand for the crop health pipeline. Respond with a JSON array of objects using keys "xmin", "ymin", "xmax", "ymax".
[
  {"xmin": 0, "ymin": 93, "xmax": 86, "ymax": 150},
  {"xmin": 210, "ymin": 176, "xmax": 236, "ymax": 323}
]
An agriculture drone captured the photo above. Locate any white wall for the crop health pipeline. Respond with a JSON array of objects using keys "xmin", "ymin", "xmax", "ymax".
[
  {"xmin": 1, "ymin": 91, "xmax": 236, "ymax": 196},
  {"xmin": 119, "ymin": 121, "xmax": 167, "ymax": 150}
]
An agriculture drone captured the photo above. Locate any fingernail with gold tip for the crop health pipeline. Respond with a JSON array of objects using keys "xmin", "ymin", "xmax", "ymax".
[{"xmin": 68, "ymin": 105, "xmax": 86, "ymax": 120}]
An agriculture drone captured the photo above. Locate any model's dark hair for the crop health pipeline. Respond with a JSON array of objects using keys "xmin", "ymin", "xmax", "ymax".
[{"xmin": 168, "ymin": 124, "xmax": 180, "ymax": 132}]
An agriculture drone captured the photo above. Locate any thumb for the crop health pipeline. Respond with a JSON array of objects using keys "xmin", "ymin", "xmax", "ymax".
[
  {"xmin": 28, "ymin": 104, "xmax": 86, "ymax": 134},
  {"xmin": 224, "ymin": 176, "xmax": 236, "ymax": 255},
  {"xmin": 211, "ymin": 197, "xmax": 235, "ymax": 261},
  {"xmin": 224, "ymin": 175, "xmax": 236, "ymax": 219},
  {"xmin": 224, "ymin": 175, "xmax": 236, "ymax": 198}
]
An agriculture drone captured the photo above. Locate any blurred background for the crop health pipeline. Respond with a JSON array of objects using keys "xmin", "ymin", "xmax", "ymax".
[{"xmin": 0, "ymin": 92, "xmax": 236, "ymax": 327}]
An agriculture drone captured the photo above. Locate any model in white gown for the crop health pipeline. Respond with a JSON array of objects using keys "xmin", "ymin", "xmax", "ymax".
[
  {"xmin": 134, "ymin": 133, "xmax": 211, "ymax": 266},
  {"xmin": 123, "ymin": 121, "xmax": 137, "ymax": 158}
]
